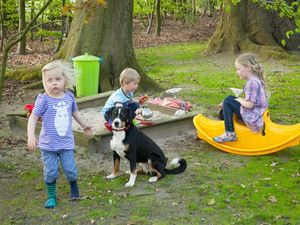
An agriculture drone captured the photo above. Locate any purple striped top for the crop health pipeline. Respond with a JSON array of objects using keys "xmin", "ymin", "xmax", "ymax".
[
  {"xmin": 32, "ymin": 91, "xmax": 78, "ymax": 151},
  {"xmin": 240, "ymin": 75, "xmax": 268, "ymax": 132}
]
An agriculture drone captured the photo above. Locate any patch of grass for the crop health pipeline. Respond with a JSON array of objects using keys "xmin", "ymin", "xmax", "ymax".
[
  {"xmin": 0, "ymin": 162, "xmax": 16, "ymax": 171},
  {"xmin": 135, "ymin": 43, "xmax": 300, "ymax": 223},
  {"xmin": 21, "ymin": 169, "xmax": 40, "ymax": 181},
  {"xmin": 136, "ymin": 43, "xmax": 300, "ymax": 124}
]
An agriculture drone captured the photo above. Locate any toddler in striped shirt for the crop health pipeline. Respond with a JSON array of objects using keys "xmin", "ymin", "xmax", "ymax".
[{"xmin": 27, "ymin": 60, "xmax": 93, "ymax": 208}]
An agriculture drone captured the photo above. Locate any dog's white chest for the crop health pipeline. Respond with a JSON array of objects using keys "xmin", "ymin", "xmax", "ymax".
[{"xmin": 110, "ymin": 131, "xmax": 127, "ymax": 158}]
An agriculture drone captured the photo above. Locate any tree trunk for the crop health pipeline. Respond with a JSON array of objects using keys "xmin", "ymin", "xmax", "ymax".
[
  {"xmin": 65, "ymin": 16, "xmax": 70, "ymax": 38},
  {"xmin": 40, "ymin": 12, "xmax": 44, "ymax": 42},
  {"xmin": 155, "ymin": 0, "xmax": 161, "ymax": 37},
  {"xmin": 57, "ymin": 0, "xmax": 161, "ymax": 93},
  {"xmin": 17, "ymin": 0, "xmax": 26, "ymax": 54},
  {"xmin": 207, "ymin": 0, "xmax": 300, "ymax": 57},
  {"xmin": 0, "ymin": 0, "xmax": 7, "ymax": 51},
  {"xmin": 30, "ymin": 0, "xmax": 35, "ymax": 40},
  {"xmin": 207, "ymin": 0, "xmax": 215, "ymax": 17},
  {"xmin": 55, "ymin": 0, "xmax": 66, "ymax": 52},
  {"xmin": 191, "ymin": 0, "xmax": 196, "ymax": 16},
  {"xmin": 146, "ymin": 0, "xmax": 156, "ymax": 35}
]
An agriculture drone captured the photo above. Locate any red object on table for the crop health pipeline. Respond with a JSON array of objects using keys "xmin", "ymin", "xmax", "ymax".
[
  {"xmin": 24, "ymin": 104, "xmax": 34, "ymax": 117},
  {"xmin": 138, "ymin": 95, "xmax": 149, "ymax": 104},
  {"xmin": 104, "ymin": 121, "xmax": 113, "ymax": 131}
]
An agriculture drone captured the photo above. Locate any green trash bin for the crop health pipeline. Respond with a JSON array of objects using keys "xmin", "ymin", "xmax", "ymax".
[{"xmin": 72, "ymin": 53, "xmax": 100, "ymax": 97}]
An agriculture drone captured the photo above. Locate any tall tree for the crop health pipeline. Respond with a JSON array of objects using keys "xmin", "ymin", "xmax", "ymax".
[
  {"xmin": 57, "ymin": 0, "xmax": 161, "ymax": 92},
  {"xmin": 0, "ymin": 0, "xmax": 7, "ymax": 51},
  {"xmin": 207, "ymin": 0, "xmax": 300, "ymax": 56},
  {"xmin": 55, "ymin": 0, "xmax": 66, "ymax": 52},
  {"xmin": 155, "ymin": 0, "xmax": 161, "ymax": 37},
  {"xmin": 146, "ymin": 0, "xmax": 155, "ymax": 35},
  {"xmin": 17, "ymin": 0, "xmax": 26, "ymax": 54},
  {"xmin": 30, "ymin": 0, "xmax": 35, "ymax": 40}
]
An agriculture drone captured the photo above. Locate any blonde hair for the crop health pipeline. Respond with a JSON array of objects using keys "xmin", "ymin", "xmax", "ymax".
[
  {"xmin": 235, "ymin": 53, "xmax": 266, "ymax": 87},
  {"xmin": 42, "ymin": 60, "xmax": 75, "ymax": 90},
  {"xmin": 119, "ymin": 68, "xmax": 140, "ymax": 86}
]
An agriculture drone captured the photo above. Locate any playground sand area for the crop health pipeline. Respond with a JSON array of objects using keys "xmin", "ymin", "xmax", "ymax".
[
  {"xmin": 0, "ymin": 90, "xmax": 197, "ymax": 176},
  {"xmin": 1, "ymin": 88, "xmax": 197, "ymax": 165},
  {"xmin": 73, "ymin": 106, "xmax": 175, "ymax": 133}
]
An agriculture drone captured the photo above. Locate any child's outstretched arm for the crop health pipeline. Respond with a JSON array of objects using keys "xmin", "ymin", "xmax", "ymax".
[
  {"xmin": 72, "ymin": 111, "xmax": 93, "ymax": 137},
  {"xmin": 27, "ymin": 114, "xmax": 39, "ymax": 150}
]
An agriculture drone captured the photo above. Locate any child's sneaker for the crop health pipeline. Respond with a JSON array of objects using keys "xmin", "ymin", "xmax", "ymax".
[{"xmin": 213, "ymin": 131, "xmax": 237, "ymax": 143}]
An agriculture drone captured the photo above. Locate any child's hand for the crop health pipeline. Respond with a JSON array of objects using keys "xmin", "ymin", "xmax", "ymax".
[
  {"xmin": 27, "ymin": 136, "xmax": 38, "ymax": 151},
  {"xmin": 135, "ymin": 108, "xmax": 142, "ymax": 115},
  {"xmin": 235, "ymin": 98, "xmax": 244, "ymax": 104},
  {"xmin": 139, "ymin": 95, "xmax": 148, "ymax": 104},
  {"xmin": 235, "ymin": 98, "xmax": 242, "ymax": 102},
  {"xmin": 83, "ymin": 125, "xmax": 93, "ymax": 137},
  {"xmin": 235, "ymin": 98, "xmax": 254, "ymax": 109},
  {"xmin": 218, "ymin": 101, "xmax": 223, "ymax": 108}
]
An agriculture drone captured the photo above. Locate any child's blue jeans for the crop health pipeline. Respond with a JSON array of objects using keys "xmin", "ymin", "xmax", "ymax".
[
  {"xmin": 222, "ymin": 95, "xmax": 243, "ymax": 132},
  {"xmin": 41, "ymin": 149, "xmax": 78, "ymax": 184}
]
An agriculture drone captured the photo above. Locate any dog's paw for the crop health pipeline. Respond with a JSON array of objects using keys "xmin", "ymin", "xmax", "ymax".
[
  {"xmin": 106, "ymin": 174, "xmax": 116, "ymax": 179},
  {"xmin": 148, "ymin": 176, "xmax": 158, "ymax": 183},
  {"xmin": 125, "ymin": 181, "xmax": 135, "ymax": 187}
]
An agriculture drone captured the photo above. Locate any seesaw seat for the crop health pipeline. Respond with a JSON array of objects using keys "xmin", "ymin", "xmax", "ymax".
[{"xmin": 193, "ymin": 110, "xmax": 300, "ymax": 156}]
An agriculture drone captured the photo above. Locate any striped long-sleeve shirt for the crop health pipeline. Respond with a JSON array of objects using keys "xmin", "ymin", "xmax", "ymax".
[{"xmin": 32, "ymin": 91, "xmax": 78, "ymax": 151}]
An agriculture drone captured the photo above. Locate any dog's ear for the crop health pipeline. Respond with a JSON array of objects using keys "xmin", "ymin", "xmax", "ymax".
[
  {"xmin": 105, "ymin": 107, "xmax": 114, "ymax": 120},
  {"xmin": 128, "ymin": 108, "xmax": 136, "ymax": 122}
]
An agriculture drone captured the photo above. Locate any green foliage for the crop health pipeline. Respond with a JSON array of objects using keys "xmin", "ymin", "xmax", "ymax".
[
  {"xmin": 33, "ymin": 0, "xmax": 75, "ymax": 24},
  {"xmin": 134, "ymin": 0, "xmax": 154, "ymax": 17},
  {"xmin": 225, "ymin": 4, "xmax": 231, "ymax": 13},
  {"xmin": 1, "ymin": 0, "xmax": 74, "ymax": 33},
  {"xmin": 285, "ymin": 30, "xmax": 294, "ymax": 39},
  {"xmin": 134, "ymin": 0, "xmax": 219, "ymax": 25},
  {"xmin": 36, "ymin": 28, "xmax": 61, "ymax": 38},
  {"xmin": 231, "ymin": 0, "xmax": 241, "ymax": 6},
  {"xmin": 1, "ymin": 0, "xmax": 19, "ymax": 30}
]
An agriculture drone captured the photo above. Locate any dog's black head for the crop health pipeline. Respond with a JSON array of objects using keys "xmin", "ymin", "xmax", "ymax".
[{"xmin": 108, "ymin": 102, "xmax": 136, "ymax": 131}]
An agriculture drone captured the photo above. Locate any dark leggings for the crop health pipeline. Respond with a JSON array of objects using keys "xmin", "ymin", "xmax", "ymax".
[{"xmin": 222, "ymin": 95, "xmax": 243, "ymax": 132}]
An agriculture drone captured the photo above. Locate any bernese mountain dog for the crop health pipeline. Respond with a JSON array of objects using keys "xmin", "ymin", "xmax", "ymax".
[{"xmin": 106, "ymin": 102, "xmax": 187, "ymax": 187}]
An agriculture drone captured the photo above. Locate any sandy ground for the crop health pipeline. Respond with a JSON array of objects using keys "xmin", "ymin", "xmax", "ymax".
[{"xmin": 73, "ymin": 106, "xmax": 176, "ymax": 133}]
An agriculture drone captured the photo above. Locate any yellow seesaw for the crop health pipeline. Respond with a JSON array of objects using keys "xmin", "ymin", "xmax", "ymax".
[{"xmin": 193, "ymin": 110, "xmax": 300, "ymax": 156}]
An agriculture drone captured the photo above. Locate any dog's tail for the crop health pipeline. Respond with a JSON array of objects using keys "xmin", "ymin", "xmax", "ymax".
[{"xmin": 165, "ymin": 158, "xmax": 187, "ymax": 175}]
